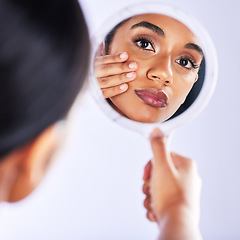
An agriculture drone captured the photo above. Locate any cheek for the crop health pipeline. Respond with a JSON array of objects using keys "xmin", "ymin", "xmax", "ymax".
[
  {"xmin": 170, "ymin": 72, "xmax": 197, "ymax": 108},
  {"xmin": 110, "ymin": 38, "xmax": 134, "ymax": 55},
  {"xmin": 110, "ymin": 90, "xmax": 134, "ymax": 114},
  {"xmin": 173, "ymin": 72, "xmax": 197, "ymax": 95}
]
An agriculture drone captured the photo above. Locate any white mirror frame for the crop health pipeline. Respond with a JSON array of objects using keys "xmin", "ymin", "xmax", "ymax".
[{"xmin": 89, "ymin": 2, "xmax": 218, "ymax": 137}]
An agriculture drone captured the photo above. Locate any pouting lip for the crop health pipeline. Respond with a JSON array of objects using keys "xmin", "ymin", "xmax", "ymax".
[{"xmin": 134, "ymin": 88, "xmax": 169, "ymax": 108}]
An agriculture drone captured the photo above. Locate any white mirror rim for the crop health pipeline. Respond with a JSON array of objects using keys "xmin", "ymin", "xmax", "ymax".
[{"xmin": 89, "ymin": 2, "xmax": 218, "ymax": 137}]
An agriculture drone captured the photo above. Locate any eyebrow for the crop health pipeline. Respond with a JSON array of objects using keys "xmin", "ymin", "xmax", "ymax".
[
  {"xmin": 185, "ymin": 43, "xmax": 204, "ymax": 56},
  {"xmin": 130, "ymin": 21, "xmax": 165, "ymax": 37}
]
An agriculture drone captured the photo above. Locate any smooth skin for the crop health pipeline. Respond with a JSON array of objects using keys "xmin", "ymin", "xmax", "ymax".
[
  {"xmin": 95, "ymin": 48, "xmax": 138, "ymax": 99},
  {"xmin": 95, "ymin": 14, "xmax": 203, "ymax": 123},
  {"xmin": 143, "ymin": 128, "xmax": 202, "ymax": 240}
]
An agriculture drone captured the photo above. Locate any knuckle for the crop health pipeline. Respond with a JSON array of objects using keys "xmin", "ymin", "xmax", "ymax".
[
  {"xmin": 101, "ymin": 89, "xmax": 107, "ymax": 98},
  {"xmin": 113, "ymin": 53, "xmax": 120, "ymax": 62},
  {"xmin": 95, "ymin": 65, "xmax": 106, "ymax": 77},
  {"xmin": 185, "ymin": 157, "xmax": 194, "ymax": 167},
  {"xmin": 98, "ymin": 64, "xmax": 112, "ymax": 76},
  {"xmin": 143, "ymin": 197, "xmax": 149, "ymax": 209},
  {"xmin": 103, "ymin": 64, "xmax": 112, "ymax": 74},
  {"xmin": 119, "ymin": 73, "xmax": 126, "ymax": 82},
  {"xmin": 121, "ymin": 62, "xmax": 128, "ymax": 71},
  {"xmin": 147, "ymin": 212, "xmax": 156, "ymax": 222},
  {"xmin": 142, "ymin": 182, "xmax": 150, "ymax": 195},
  {"xmin": 99, "ymin": 77, "xmax": 107, "ymax": 85}
]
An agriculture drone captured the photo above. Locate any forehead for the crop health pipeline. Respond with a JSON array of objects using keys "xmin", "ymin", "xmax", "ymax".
[{"xmin": 115, "ymin": 13, "xmax": 199, "ymax": 44}]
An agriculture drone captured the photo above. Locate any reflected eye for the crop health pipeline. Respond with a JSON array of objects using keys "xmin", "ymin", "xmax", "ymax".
[
  {"xmin": 134, "ymin": 37, "xmax": 154, "ymax": 51},
  {"xmin": 176, "ymin": 58, "xmax": 198, "ymax": 70}
]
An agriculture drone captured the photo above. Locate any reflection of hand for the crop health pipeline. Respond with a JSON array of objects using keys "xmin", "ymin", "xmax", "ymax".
[
  {"xmin": 143, "ymin": 128, "xmax": 202, "ymax": 240},
  {"xmin": 94, "ymin": 51, "xmax": 138, "ymax": 98},
  {"xmin": 143, "ymin": 160, "xmax": 158, "ymax": 222}
]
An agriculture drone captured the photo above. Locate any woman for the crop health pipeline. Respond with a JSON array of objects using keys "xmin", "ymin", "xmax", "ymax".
[
  {"xmin": 0, "ymin": 1, "xmax": 202, "ymax": 239},
  {"xmin": 0, "ymin": 0, "xmax": 89, "ymax": 202},
  {"xmin": 95, "ymin": 14, "xmax": 204, "ymax": 123}
]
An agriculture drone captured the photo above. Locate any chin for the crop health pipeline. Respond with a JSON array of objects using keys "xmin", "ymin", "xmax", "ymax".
[{"xmin": 127, "ymin": 112, "xmax": 164, "ymax": 123}]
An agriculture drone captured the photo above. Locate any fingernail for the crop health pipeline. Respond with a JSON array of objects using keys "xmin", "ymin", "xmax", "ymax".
[
  {"xmin": 119, "ymin": 52, "xmax": 128, "ymax": 59},
  {"xmin": 129, "ymin": 62, "xmax": 138, "ymax": 69},
  {"xmin": 126, "ymin": 72, "xmax": 136, "ymax": 79},
  {"xmin": 120, "ymin": 84, "xmax": 128, "ymax": 91},
  {"xmin": 151, "ymin": 128, "xmax": 164, "ymax": 139}
]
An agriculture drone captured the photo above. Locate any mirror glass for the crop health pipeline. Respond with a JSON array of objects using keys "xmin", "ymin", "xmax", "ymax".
[
  {"xmin": 90, "ymin": 4, "xmax": 217, "ymax": 135},
  {"xmin": 95, "ymin": 13, "xmax": 205, "ymax": 123}
]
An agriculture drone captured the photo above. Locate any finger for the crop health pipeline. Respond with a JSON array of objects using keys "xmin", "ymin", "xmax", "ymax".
[
  {"xmin": 143, "ymin": 160, "xmax": 152, "ymax": 181},
  {"xmin": 95, "ymin": 61, "xmax": 138, "ymax": 78},
  {"xmin": 144, "ymin": 196, "xmax": 152, "ymax": 211},
  {"xmin": 150, "ymin": 128, "xmax": 174, "ymax": 171},
  {"xmin": 146, "ymin": 211, "xmax": 158, "ymax": 222},
  {"xmin": 98, "ymin": 71, "xmax": 136, "ymax": 88},
  {"xmin": 171, "ymin": 152, "xmax": 185, "ymax": 169},
  {"xmin": 95, "ymin": 52, "xmax": 129, "ymax": 66},
  {"xmin": 171, "ymin": 152, "xmax": 195, "ymax": 172},
  {"xmin": 101, "ymin": 83, "xmax": 128, "ymax": 99},
  {"xmin": 142, "ymin": 180, "xmax": 150, "ymax": 195}
]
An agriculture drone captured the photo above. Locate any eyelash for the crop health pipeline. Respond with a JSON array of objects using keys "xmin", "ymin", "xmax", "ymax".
[
  {"xmin": 132, "ymin": 37, "xmax": 200, "ymax": 70},
  {"xmin": 176, "ymin": 57, "xmax": 199, "ymax": 70},
  {"xmin": 132, "ymin": 37, "xmax": 155, "ymax": 51}
]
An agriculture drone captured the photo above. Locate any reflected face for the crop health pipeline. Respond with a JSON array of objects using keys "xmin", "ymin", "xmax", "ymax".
[{"xmin": 104, "ymin": 14, "xmax": 203, "ymax": 123}]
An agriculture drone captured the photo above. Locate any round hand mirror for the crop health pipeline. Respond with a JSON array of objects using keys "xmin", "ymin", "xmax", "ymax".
[{"xmin": 90, "ymin": 3, "xmax": 218, "ymax": 137}]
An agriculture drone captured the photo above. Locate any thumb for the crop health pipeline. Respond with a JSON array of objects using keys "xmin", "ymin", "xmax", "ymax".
[{"xmin": 150, "ymin": 128, "xmax": 174, "ymax": 172}]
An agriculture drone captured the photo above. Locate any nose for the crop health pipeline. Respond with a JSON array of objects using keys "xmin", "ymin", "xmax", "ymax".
[{"xmin": 146, "ymin": 56, "xmax": 173, "ymax": 86}]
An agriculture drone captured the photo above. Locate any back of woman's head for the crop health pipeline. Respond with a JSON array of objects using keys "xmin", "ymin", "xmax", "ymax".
[{"xmin": 0, "ymin": 0, "xmax": 90, "ymax": 158}]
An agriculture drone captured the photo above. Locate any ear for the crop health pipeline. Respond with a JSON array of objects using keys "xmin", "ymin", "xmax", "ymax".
[
  {"xmin": 194, "ymin": 73, "xmax": 199, "ymax": 83},
  {"xmin": 8, "ymin": 125, "xmax": 58, "ymax": 202}
]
